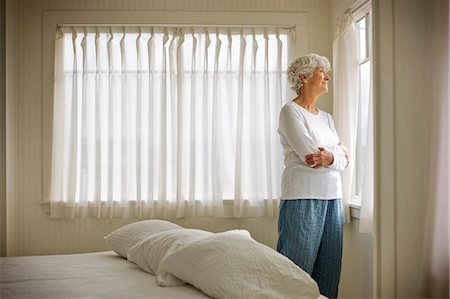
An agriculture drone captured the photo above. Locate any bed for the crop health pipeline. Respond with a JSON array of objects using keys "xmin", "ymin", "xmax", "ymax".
[
  {"xmin": 1, "ymin": 220, "xmax": 328, "ymax": 299},
  {"xmin": 1, "ymin": 251, "xmax": 210, "ymax": 299}
]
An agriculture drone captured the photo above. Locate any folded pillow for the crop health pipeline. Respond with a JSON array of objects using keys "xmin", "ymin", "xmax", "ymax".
[
  {"xmin": 104, "ymin": 220, "xmax": 183, "ymax": 258},
  {"xmin": 127, "ymin": 228, "xmax": 213, "ymax": 276},
  {"xmin": 157, "ymin": 230, "xmax": 320, "ymax": 299}
]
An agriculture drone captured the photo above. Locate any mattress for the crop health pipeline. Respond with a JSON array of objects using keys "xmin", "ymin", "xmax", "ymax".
[{"xmin": 0, "ymin": 251, "xmax": 210, "ymax": 299}]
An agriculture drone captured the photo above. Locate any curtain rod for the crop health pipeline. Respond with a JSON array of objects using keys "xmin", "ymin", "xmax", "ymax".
[{"xmin": 56, "ymin": 24, "xmax": 296, "ymax": 30}]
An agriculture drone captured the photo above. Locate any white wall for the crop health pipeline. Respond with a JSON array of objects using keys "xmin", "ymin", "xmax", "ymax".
[
  {"xmin": 8, "ymin": 0, "xmax": 373, "ymax": 297},
  {"xmin": 340, "ymin": 218, "xmax": 374, "ymax": 298}
]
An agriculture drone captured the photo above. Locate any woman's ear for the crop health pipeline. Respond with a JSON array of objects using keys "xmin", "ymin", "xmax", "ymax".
[{"xmin": 299, "ymin": 74, "xmax": 308, "ymax": 85}]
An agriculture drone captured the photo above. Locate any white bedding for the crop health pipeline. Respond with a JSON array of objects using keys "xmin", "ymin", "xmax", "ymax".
[
  {"xmin": 2, "ymin": 221, "xmax": 330, "ymax": 299},
  {"xmin": 1, "ymin": 250, "xmax": 329, "ymax": 299},
  {"xmin": 0, "ymin": 251, "xmax": 210, "ymax": 299}
]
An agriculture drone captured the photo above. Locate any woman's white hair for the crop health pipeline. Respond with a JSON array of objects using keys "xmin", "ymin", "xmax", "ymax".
[{"xmin": 287, "ymin": 53, "xmax": 331, "ymax": 95}]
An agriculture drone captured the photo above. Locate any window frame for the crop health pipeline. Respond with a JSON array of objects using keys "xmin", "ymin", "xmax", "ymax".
[{"xmin": 350, "ymin": 3, "xmax": 372, "ymax": 206}]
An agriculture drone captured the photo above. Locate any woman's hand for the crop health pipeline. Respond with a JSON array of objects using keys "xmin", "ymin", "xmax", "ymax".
[{"xmin": 305, "ymin": 147, "xmax": 334, "ymax": 168}]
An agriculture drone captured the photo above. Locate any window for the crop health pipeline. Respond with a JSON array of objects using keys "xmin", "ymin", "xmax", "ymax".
[
  {"xmin": 47, "ymin": 25, "xmax": 292, "ymax": 218},
  {"xmin": 351, "ymin": 6, "xmax": 372, "ymax": 204}
]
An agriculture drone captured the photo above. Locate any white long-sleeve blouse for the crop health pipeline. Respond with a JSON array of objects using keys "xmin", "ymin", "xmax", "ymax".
[{"xmin": 278, "ymin": 101, "xmax": 347, "ymax": 200}]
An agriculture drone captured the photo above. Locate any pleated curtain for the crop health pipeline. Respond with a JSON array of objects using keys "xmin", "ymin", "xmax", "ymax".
[
  {"xmin": 333, "ymin": 11, "xmax": 375, "ymax": 231},
  {"xmin": 332, "ymin": 12, "xmax": 359, "ymax": 223},
  {"xmin": 49, "ymin": 26, "xmax": 290, "ymax": 219}
]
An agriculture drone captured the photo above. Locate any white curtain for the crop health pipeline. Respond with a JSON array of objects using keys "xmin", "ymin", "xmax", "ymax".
[
  {"xmin": 49, "ymin": 26, "xmax": 290, "ymax": 219},
  {"xmin": 332, "ymin": 12, "xmax": 359, "ymax": 223},
  {"xmin": 421, "ymin": 0, "xmax": 449, "ymax": 296}
]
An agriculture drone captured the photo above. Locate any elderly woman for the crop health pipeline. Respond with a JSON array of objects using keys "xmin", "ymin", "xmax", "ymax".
[{"xmin": 276, "ymin": 53, "xmax": 349, "ymax": 299}]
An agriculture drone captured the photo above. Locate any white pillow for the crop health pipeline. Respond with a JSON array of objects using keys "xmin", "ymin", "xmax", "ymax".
[
  {"xmin": 157, "ymin": 230, "xmax": 320, "ymax": 299},
  {"xmin": 127, "ymin": 228, "xmax": 213, "ymax": 276},
  {"xmin": 104, "ymin": 220, "xmax": 183, "ymax": 258},
  {"xmin": 155, "ymin": 229, "xmax": 251, "ymax": 287}
]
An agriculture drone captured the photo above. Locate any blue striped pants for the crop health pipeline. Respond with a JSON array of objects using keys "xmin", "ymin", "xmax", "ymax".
[{"xmin": 277, "ymin": 199, "xmax": 344, "ymax": 299}]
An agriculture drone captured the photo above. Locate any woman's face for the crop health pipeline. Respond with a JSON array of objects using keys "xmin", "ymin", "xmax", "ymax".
[{"xmin": 304, "ymin": 67, "xmax": 330, "ymax": 95}]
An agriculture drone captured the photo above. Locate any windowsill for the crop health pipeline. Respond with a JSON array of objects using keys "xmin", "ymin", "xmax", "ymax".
[
  {"xmin": 40, "ymin": 199, "xmax": 252, "ymax": 212},
  {"xmin": 39, "ymin": 199, "xmax": 278, "ymax": 217},
  {"xmin": 349, "ymin": 202, "xmax": 361, "ymax": 220},
  {"xmin": 349, "ymin": 195, "xmax": 362, "ymax": 220},
  {"xmin": 41, "ymin": 199, "xmax": 362, "ymax": 219}
]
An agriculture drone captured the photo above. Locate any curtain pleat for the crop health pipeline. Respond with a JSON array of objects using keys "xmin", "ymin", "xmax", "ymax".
[
  {"xmin": 135, "ymin": 28, "xmax": 142, "ymax": 217},
  {"xmin": 263, "ymin": 30, "xmax": 273, "ymax": 216},
  {"xmin": 233, "ymin": 31, "xmax": 245, "ymax": 217},
  {"xmin": 160, "ymin": 30, "xmax": 169, "ymax": 213},
  {"xmin": 211, "ymin": 31, "xmax": 223, "ymax": 216},
  {"xmin": 49, "ymin": 26, "xmax": 291, "ymax": 219},
  {"xmin": 249, "ymin": 30, "xmax": 258, "ymax": 207},
  {"xmin": 146, "ymin": 27, "xmax": 155, "ymax": 217},
  {"xmin": 49, "ymin": 28, "xmax": 64, "ymax": 208},
  {"xmin": 68, "ymin": 28, "xmax": 79, "ymax": 215},
  {"xmin": 94, "ymin": 28, "xmax": 101, "ymax": 218},
  {"xmin": 274, "ymin": 31, "xmax": 283, "ymax": 215},
  {"xmin": 187, "ymin": 29, "xmax": 197, "ymax": 215},
  {"xmin": 175, "ymin": 28, "xmax": 184, "ymax": 215},
  {"xmin": 79, "ymin": 30, "xmax": 88, "ymax": 217},
  {"xmin": 106, "ymin": 29, "xmax": 114, "ymax": 218},
  {"xmin": 202, "ymin": 29, "xmax": 211, "ymax": 213}
]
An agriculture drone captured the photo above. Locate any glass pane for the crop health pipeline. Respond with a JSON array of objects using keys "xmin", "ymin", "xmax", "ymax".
[
  {"xmin": 357, "ymin": 17, "xmax": 367, "ymax": 61},
  {"xmin": 354, "ymin": 60, "xmax": 371, "ymax": 196}
]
